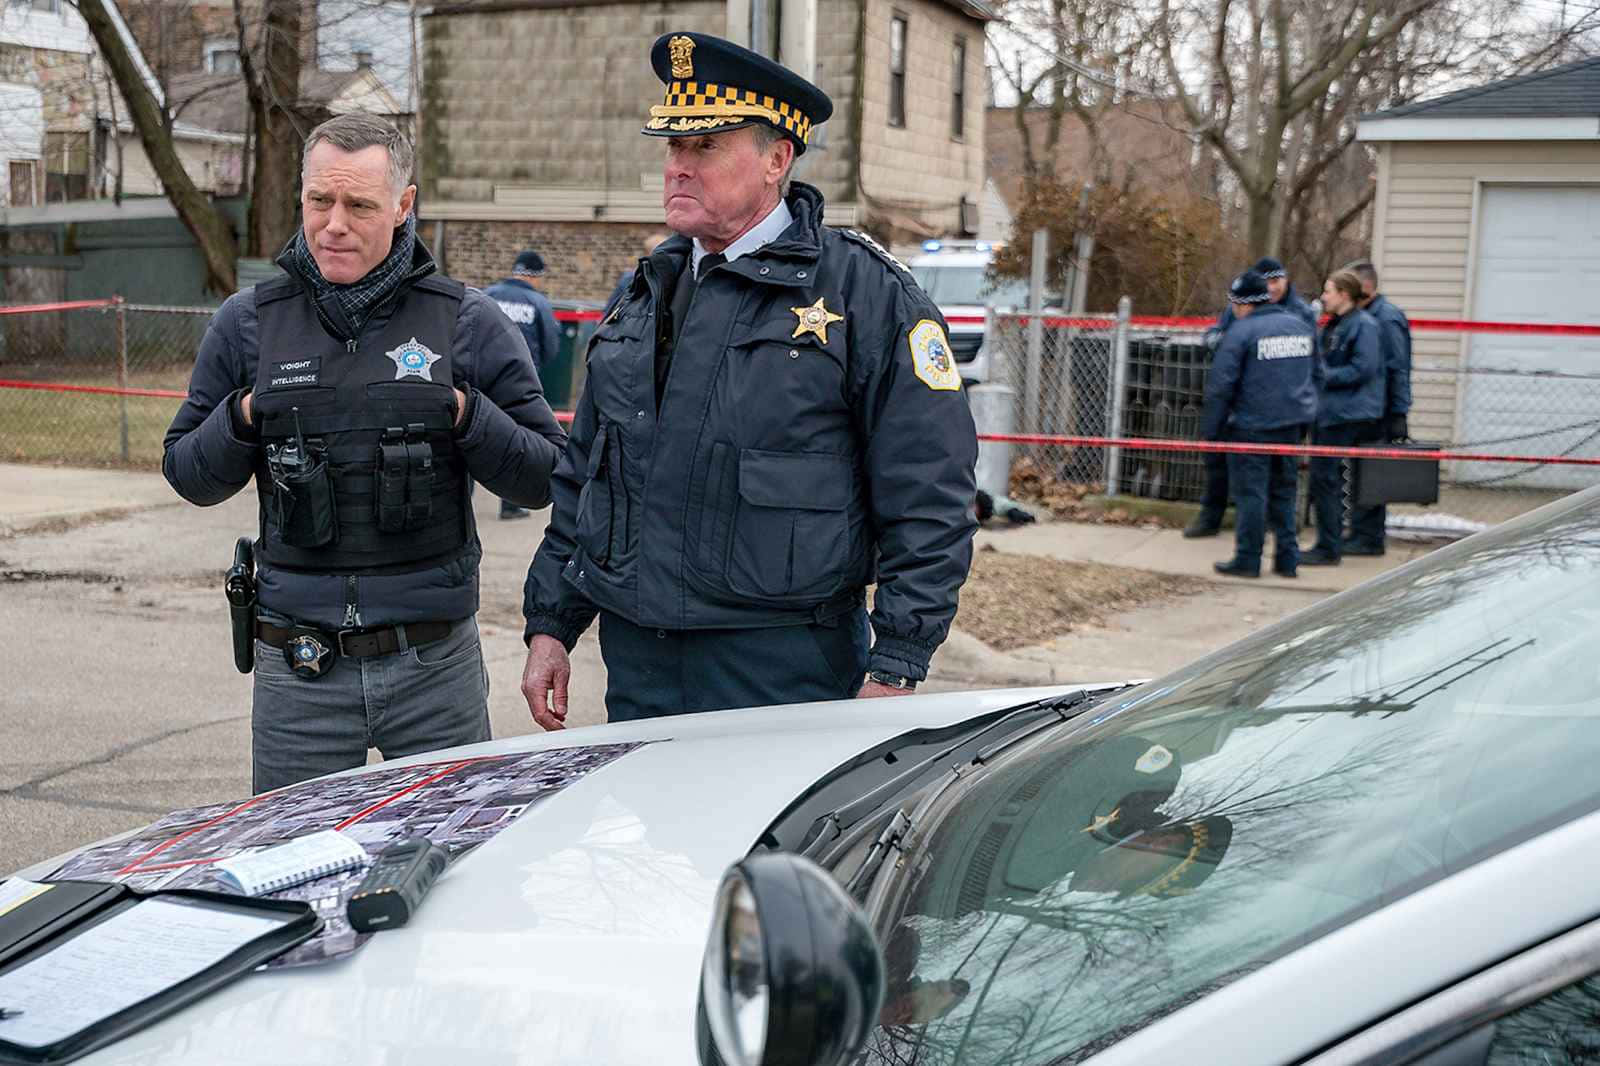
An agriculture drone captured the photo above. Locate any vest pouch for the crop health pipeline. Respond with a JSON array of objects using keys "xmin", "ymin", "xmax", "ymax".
[
  {"xmin": 375, "ymin": 429, "xmax": 410, "ymax": 533},
  {"xmin": 271, "ymin": 447, "xmax": 338, "ymax": 549},
  {"xmin": 403, "ymin": 430, "xmax": 434, "ymax": 531}
]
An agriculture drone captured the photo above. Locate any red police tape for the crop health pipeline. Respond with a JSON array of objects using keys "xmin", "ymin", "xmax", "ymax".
[
  {"xmin": 943, "ymin": 312, "xmax": 1600, "ymax": 335},
  {"xmin": 0, "ymin": 298, "xmax": 120, "ymax": 316},
  {"xmin": 978, "ymin": 434, "xmax": 1600, "ymax": 467}
]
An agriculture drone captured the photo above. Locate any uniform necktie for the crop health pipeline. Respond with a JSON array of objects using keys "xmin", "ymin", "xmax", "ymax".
[{"xmin": 697, "ymin": 252, "xmax": 726, "ymax": 281}]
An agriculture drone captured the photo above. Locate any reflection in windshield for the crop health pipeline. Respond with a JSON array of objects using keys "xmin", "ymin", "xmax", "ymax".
[{"xmin": 860, "ymin": 496, "xmax": 1600, "ymax": 1066}]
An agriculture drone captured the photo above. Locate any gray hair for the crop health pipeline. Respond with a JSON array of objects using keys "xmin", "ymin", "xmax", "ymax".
[
  {"xmin": 302, "ymin": 112, "xmax": 414, "ymax": 199},
  {"xmin": 749, "ymin": 124, "xmax": 797, "ymax": 195}
]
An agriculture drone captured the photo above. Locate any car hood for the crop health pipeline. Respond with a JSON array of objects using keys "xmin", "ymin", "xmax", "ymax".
[{"xmin": 29, "ymin": 686, "xmax": 1080, "ymax": 1066}]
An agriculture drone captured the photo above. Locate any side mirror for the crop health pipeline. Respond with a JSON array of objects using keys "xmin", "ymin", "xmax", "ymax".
[{"xmin": 698, "ymin": 852, "xmax": 884, "ymax": 1066}]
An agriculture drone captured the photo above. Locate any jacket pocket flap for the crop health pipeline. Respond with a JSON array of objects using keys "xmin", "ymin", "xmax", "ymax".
[
  {"xmin": 730, "ymin": 316, "xmax": 834, "ymax": 351},
  {"xmin": 738, "ymin": 449, "xmax": 850, "ymax": 510},
  {"xmin": 593, "ymin": 313, "xmax": 649, "ymax": 344}
]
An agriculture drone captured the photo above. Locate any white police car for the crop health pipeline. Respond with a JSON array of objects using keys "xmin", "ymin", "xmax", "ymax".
[{"xmin": 12, "ymin": 487, "xmax": 1600, "ymax": 1066}]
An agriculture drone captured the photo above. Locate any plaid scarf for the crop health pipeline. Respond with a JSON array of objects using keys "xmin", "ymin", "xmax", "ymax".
[{"xmin": 285, "ymin": 213, "xmax": 420, "ymax": 337}]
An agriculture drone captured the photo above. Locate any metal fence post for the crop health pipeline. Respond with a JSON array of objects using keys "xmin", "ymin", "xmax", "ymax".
[
  {"xmin": 114, "ymin": 296, "xmax": 129, "ymax": 463},
  {"xmin": 1024, "ymin": 227, "xmax": 1047, "ymax": 434},
  {"xmin": 1104, "ymin": 295, "xmax": 1132, "ymax": 496}
]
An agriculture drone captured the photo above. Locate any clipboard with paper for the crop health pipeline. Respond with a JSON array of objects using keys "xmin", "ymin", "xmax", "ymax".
[{"xmin": 0, "ymin": 879, "xmax": 317, "ymax": 1065}]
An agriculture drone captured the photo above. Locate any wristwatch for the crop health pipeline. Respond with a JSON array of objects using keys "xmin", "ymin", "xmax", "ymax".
[{"xmin": 867, "ymin": 670, "xmax": 918, "ymax": 691}]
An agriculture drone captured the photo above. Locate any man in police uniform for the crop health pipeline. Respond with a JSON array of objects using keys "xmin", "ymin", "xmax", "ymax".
[
  {"xmin": 520, "ymin": 32, "xmax": 978, "ymax": 725},
  {"xmin": 485, "ymin": 250, "xmax": 564, "ymax": 519},
  {"xmin": 164, "ymin": 113, "xmax": 567, "ymax": 792},
  {"xmin": 1202, "ymin": 270, "xmax": 1320, "ymax": 579},
  {"xmin": 1188, "ymin": 256, "xmax": 1319, "ymax": 540}
]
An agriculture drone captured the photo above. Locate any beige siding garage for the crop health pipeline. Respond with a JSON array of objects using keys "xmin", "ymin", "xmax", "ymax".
[{"xmin": 1371, "ymin": 140, "xmax": 1600, "ymax": 444}]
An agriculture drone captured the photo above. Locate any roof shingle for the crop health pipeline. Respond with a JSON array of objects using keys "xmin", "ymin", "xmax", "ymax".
[{"xmin": 1371, "ymin": 54, "xmax": 1600, "ymax": 120}]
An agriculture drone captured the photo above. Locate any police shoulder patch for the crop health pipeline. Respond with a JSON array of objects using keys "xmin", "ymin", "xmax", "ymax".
[
  {"xmin": 908, "ymin": 319, "xmax": 960, "ymax": 392},
  {"xmin": 839, "ymin": 228, "xmax": 911, "ymax": 273}
]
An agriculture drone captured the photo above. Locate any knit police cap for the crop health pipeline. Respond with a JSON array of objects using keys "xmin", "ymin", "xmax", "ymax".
[
  {"xmin": 1229, "ymin": 270, "xmax": 1272, "ymax": 304},
  {"xmin": 642, "ymin": 31, "xmax": 834, "ymax": 154},
  {"xmin": 1252, "ymin": 257, "xmax": 1287, "ymax": 280}
]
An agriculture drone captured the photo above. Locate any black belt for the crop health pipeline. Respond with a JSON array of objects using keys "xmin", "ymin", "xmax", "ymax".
[{"xmin": 257, "ymin": 620, "xmax": 453, "ymax": 659}]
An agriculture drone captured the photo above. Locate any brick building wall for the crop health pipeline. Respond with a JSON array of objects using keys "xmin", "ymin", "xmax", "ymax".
[
  {"xmin": 420, "ymin": 1, "xmax": 726, "ymax": 200},
  {"xmin": 435, "ymin": 218, "xmax": 666, "ymax": 304},
  {"xmin": 856, "ymin": 0, "xmax": 984, "ymax": 241}
]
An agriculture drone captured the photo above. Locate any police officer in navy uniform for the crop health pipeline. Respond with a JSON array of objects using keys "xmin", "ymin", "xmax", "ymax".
[
  {"xmin": 1187, "ymin": 256, "xmax": 1318, "ymax": 539},
  {"xmin": 1303, "ymin": 269, "xmax": 1385, "ymax": 566},
  {"xmin": 485, "ymin": 250, "xmax": 564, "ymax": 519},
  {"xmin": 1345, "ymin": 259, "xmax": 1412, "ymax": 555},
  {"xmin": 1202, "ymin": 270, "xmax": 1319, "ymax": 578},
  {"xmin": 520, "ymin": 32, "xmax": 978, "ymax": 726},
  {"xmin": 163, "ymin": 113, "xmax": 566, "ymax": 792}
]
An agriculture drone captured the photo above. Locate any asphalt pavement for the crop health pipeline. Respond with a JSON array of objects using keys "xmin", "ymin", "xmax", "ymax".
[{"xmin": 0, "ymin": 461, "xmax": 1422, "ymax": 872}]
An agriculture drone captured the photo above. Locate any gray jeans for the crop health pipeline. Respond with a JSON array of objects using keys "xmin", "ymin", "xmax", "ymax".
[{"xmin": 251, "ymin": 616, "xmax": 491, "ymax": 793}]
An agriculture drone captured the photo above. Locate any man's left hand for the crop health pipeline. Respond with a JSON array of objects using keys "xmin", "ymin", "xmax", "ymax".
[
  {"xmin": 858, "ymin": 680, "xmax": 917, "ymax": 699},
  {"xmin": 453, "ymin": 387, "xmax": 468, "ymax": 427}
]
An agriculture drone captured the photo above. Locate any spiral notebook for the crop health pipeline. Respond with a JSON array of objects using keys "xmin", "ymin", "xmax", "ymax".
[{"xmin": 215, "ymin": 830, "xmax": 368, "ymax": 896}]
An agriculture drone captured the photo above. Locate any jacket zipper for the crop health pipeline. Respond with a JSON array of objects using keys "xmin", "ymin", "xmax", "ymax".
[{"xmin": 344, "ymin": 575, "xmax": 360, "ymax": 628}]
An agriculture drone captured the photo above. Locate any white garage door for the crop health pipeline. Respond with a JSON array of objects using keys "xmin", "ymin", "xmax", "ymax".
[{"xmin": 1461, "ymin": 184, "xmax": 1600, "ymax": 490}]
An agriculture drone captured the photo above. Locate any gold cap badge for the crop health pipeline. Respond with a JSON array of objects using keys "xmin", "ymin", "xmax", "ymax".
[
  {"xmin": 668, "ymin": 35, "xmax": 696, "ymax": 79},
  {"xmin": 791, "ymin": 298, "xmax": 845, "ymax": 345}
]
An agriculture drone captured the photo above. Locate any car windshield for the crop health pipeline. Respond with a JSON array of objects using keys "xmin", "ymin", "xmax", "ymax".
[
  {"xmin": 910, "ymin": 265, "xmax": 1032, "ymax": 308},
  {"xmin": 862, "ymin": 492, "xmax": 1600, "ymax": 1065}
]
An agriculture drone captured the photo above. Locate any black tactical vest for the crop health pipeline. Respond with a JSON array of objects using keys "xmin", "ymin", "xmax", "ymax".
[{"xmin": 250, "ymin": 275, "xmax": 472, "ymax": 574}]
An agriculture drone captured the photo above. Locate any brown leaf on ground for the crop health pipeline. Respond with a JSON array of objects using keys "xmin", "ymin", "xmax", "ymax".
[
  {"xmin": 1008, "ymin": 458, "xmax": 1182, "ymax": 528},
  {"xmin": 959, "ymin": 549, "xmax": 1205, "ymax": 651}
]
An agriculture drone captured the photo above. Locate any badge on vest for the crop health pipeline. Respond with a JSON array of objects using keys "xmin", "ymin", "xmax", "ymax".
[
  {"xmin": 908, "ymin": 319, "xmax": 960, "ymax": 391},
  {"xmin": 386, "ymin": 337, "xmax": 442, "ymax": 381}
]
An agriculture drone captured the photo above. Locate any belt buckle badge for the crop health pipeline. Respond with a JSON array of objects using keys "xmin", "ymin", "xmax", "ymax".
[{"xmin": 283, "ymin": 627, "xmax": 336, "ymax": 679}]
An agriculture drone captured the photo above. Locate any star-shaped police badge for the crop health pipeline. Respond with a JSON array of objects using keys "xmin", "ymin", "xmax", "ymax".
[
  {"xmin": 385, "ymin": 337, "xmax": 442, "ymax": 381},
  {"xmin": 790, "ymin": 297, "xmax": 844, "ymax": 345}
]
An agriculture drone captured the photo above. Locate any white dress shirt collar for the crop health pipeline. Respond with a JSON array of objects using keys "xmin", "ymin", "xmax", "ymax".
[{"xmin": 691, "ymin": 197, "xmax": 794, "ymax": 278}]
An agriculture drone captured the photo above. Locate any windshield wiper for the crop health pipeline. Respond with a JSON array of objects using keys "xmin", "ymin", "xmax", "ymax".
[
  {"xmin": 831, "ymin": 685, "xmax": 1133, "ymax": 892},
  {"xmin": 801, "ymin": 688, "xmax": 1110, "ymax": 866}
]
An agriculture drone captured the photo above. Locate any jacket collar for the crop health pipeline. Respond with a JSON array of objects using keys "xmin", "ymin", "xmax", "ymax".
[
  {"xmin": 647, "ymin": 182, "xmax": 827, "ymax": 292},
  {"xmin": 276, "ymin": 232, "xmax": 439, "ymax": 341}
]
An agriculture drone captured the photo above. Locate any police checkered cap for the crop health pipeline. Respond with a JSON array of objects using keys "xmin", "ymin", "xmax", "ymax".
[
  {"xmin": 1230, "ymin": 270, "xmax": 1271, "ymax": 304},
  {"xmin": 512, "ymin": 250, "xmax": 546, "ymax": 277},
  {"xmin": 1252, "ymin": 256, "xmax": 1287, "ymax": 280}
]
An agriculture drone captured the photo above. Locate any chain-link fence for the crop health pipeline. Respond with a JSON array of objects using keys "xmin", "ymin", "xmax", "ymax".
[
  {"xmin": 977, "ymin": 307, "xmax": 1600, "ymax": 533},
  {"xmin": 0, "ymin": 301, "xmax": 210, "ymax": 467}
]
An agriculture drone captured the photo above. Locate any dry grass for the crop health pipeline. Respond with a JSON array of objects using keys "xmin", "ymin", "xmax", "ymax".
[{"xmin": 958, "ymin": 546, "xmax": 1204, "ymax": 650}]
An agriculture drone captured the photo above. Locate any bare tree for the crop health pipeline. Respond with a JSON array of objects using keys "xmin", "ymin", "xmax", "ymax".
[
  {"xmin": 233, "ymin": 0, "xmax": 310, "ymax": 257},
  {"xmin": 72, "ymin": 0, "xmax": 240, "ymax": 291},
  {"xmin": 1152, "ymin": 0, "xmax": 1446, "ymax": 256}
]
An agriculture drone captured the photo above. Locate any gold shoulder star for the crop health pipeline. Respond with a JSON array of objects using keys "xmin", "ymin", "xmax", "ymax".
[{"xmin": 790, "ymin": 297, "xmax": 845, "ymax": 344}]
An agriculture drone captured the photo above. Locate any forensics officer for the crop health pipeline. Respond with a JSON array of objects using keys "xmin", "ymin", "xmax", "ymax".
[
  {"xmin": 520, "ymin": 32, "xmax": 978, "ymax": 725},
  {"xmin": 1202, "ymin": 271, "xmax": 1319, "ymax": 579},
  {"xmin": 1187, "ymin": 255, "xmax": 1318, "ymax": 539},
  {"xmin": 1303, "ymin": 270, "xmax": 1385, "ymax": 566}
]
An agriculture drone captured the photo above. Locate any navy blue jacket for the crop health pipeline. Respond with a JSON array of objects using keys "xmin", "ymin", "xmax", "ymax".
[
  {"xmin": 1203, "ymin": 303, "xmax": 1320, "ymax": 439},
  {"xmin": 1215, "ymin": 283, "xmax": 1317, "ymax": 336},
  {"xmin": 163, "ymin": 237, "xmax": 568, "ymax": 629},
  {"xmin": 1317, "ymin": 309, "xmax": 1386, "ymax": 427},
  {"xmin": 1365, "ymin": 294, "xmax": 1412, "ymax": 416},
  {"xmin": 523, "ymin": 183, "xmax": 978, "ymax": 682},
  {"xmin": 484, "ymin": 279, "xmax": 562, "ymax": 370}
]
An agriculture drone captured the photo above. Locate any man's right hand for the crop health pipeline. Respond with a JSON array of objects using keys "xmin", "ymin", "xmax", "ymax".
[
  {"xmin": 240, "ymin": 391, "xmax": 253, "ymax": 426},
  {"xmin": 522, "ymin": 635, "xmax": 571, "ymax": 731}
]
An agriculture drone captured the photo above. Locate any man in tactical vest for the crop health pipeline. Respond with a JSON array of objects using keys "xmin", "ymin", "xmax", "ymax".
[
  {"xmin": 520, "ymin": 32, "xmax": 978, "ymax": 726},
  {"xmin": 164, "ymin": 113, "xmax": 567, "ymax": 792}
]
